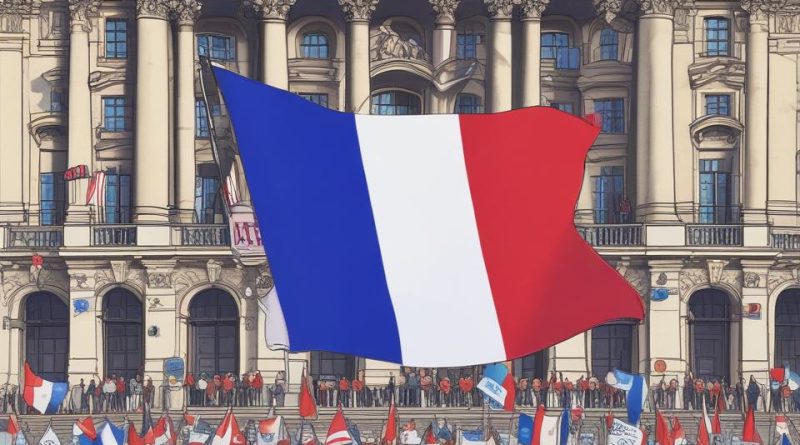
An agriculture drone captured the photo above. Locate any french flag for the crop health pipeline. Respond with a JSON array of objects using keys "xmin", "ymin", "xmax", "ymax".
[
  {"xmin": 606, "ymin": 369, "xmax": 648, "ymax": 426},
  {"xmin": 211, "ymin": 66, "xmax": 644, "ymax": 366},
  {"xmin": 23, "ymin": 362, "xmax": 68, "ymax": 414}
]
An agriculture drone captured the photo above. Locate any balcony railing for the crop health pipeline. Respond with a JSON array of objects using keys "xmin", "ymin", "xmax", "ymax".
[
  {"xmin": 92, "ymin": 225, "xmax": 137, "ymax": 246},
  {"xmin": 686, "ymin": 224, "xmax": 743, "ymax": 246},
  {"xmin": 771, "ymin": 229, "xmax": 800, "ymax": 250},
  {"xmin": 175, "ymin": 224, "xmax": 231, "ymax": 247},
  {"xmin": 696, "ymin": 41, "xmax": 744, "ymax": 59},
  {"xmin": 4, "ymin": 226, "xmax": 63, "ymax": 249},
  {"xmin": 577, "ymin": 224, "xmax": 644, "ymax": 246}
]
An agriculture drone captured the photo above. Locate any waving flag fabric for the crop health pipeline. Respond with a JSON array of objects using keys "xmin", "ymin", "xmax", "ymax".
[
  {"xmin": 531, "ymin": 405, "xmax": 564, "ymax": 445},
  {"xmin": 23, "ymin": 362, "xmax": 68, "ymax": 414},
  {"xmin": 606, "ymin": 370, "xmax": 647, "ymax": 426},
  {"xmin": 211, "ymin": 410, "xmax": 242, "ymax": 445},
  {"xmin": 208, "ymin": 66, "xmax": 644, "ymax": 367},
  {"xmin": 380, "ymin": 402, "xmax": 397, "ymax": 445},
  {"xmin": 96, "ymin": 421, "xmax": 124, "ymax": 445},
  {"xmin": 38, "ymin": 424, "xmax": 60, "ymax": 445},
  {"xmin": 73, "ymin": 418, "xmax": 96, "ymax": 445},
  {"xmin": 324, "ymin": 408, "xmax": 352, "ymax": 445},
  {"xmin": 0, "ymin": 417, "xmax": 19, "ymax": 445}
]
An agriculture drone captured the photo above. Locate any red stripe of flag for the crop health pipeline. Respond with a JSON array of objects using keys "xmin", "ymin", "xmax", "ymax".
[{"xmin": 459, "ymin": 109, "xmax": 644, "ymax": 360}]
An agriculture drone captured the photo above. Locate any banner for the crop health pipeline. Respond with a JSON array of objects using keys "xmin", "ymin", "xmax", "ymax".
[
  {"xmin": 477, "ymin": 377, "xmax": 507, "ymax": 406},
  {"xmin": 607, "ymin": 420, "xmax": 642, "ymax": 445}
]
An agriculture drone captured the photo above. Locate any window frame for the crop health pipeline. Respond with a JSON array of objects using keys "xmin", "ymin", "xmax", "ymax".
[
  {"xmin": 195, "ymin": 99, "xmax": 222, "ymax": 138},
  {"xmin": 105, "ymin": 18, "xmax": 128, "ymax": 59},
  {"xmin": 197, "ymin": 34, "xmax": 236, "ymax": 61},
  {"xmin": 102, "ymin": 96, "xmax": 128, "ymax": 132},
  {"xmin": 598, "ymin": 27, "xmax": 619, "ymax": 61},
  {"xmin": 455, "ymin": 93, "xmax": 483, "ymax": 114},
  {"xmin": 704, "ymin": 94, "xmax": 731, "ymax": 116},
  {"xmin": 194, "ymin": 176, "xmax": 222, "ymax": 224},
  {"xmin": 298, "ymin": 93, "xmax": 330, "ymax": 108},
  {"xmin": 698, "ymin": 159, "xmax": 735, "ymax": 224},
  {"xmin": 550, "ymin": 102, "xmax": 574, "ymax": 114},
  {"xmin": 593, "ymin": 98, "xmax": 625, "ymax": 134},
  {"xmin": 457, "ymin": 32, "xmax": 481, "ymax": 60},
  {"xmin": 704, "ymin": 17, "xmax": 730, "ymax": 57},
  {"xmin": 39, "ymin": 172, "xmax": 65, "ymax": 226},
  {"xmin": 300, "ymin": 32, "xmax": 330, "ymax": 59},
  {"xmin": 591, "ymin": 166, "xmax": 625, "ymax": 224},
  {"xmin": 104, "ymin": 173, "xmax": 132, "ymax": 224},
  {"xmin": 591, "ymin": 322, "xmax": 635, "ymax": 378}
]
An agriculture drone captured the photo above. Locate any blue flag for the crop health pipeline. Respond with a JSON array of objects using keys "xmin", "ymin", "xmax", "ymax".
[
  {"xmin": 606, "ymin": 369, "xmax": 647, "ymax": 426},
  {"xmin": 518, "ymin": 413, "xmax": 533, "ymax": 445},
  {"xmin": 559, "ymin": 407, "xmax": 570, "ymax": 445}
]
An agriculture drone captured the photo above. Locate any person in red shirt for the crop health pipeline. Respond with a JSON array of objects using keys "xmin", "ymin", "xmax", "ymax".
[
  {"xmin": 252, "ymin": 372, "xmax": 263, "ymax": 405},
  {"xmin": 116, "ymin": 376, "xmax": 126, "ymax": 412},
  {"xmin": 223, "ymin": 373, "xmax": 235, "ymax": 406},
  {"xmin": 184, "ymin": 373, "xmax": 196, "ymax": 406},
  {"xmin": 438, "ymin": 377, "xmax": 452, "ymax": 407},
  {"xmin": 459, "ymin": 376, "xmax": 474, "ymax": 408},
  {"xmin": 338, "ymin": 376, "xmax": 350, "ymax": 407},
  {"xmin": 351, "ymin": 374, "xmax": 364, "ymax": 407}
]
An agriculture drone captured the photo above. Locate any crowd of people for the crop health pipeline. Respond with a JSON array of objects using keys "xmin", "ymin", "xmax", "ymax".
[{"xmin": 3, "ymin": 368, "xmax": 800, "ymax": 415}]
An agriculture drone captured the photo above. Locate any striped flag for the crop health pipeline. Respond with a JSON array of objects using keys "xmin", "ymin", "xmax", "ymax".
[
  {"xmin": 0, "ymin": 417, "xmax": 19, "ymax": 445},
  {"xmin": 23, "ymin": 362, "xmax": 68, "ymax": 414},
  {"xmin": 324, "ymin": 407, "xmax": 352, "ymax": 445},
  {"xmin": 85, "ymin": 171, "xmax": 106, "ymax": 207}
]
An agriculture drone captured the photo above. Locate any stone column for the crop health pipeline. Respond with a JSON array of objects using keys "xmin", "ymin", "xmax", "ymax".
[
  {"xmin": 742, "ymin": 0, "xmax": 774, "ymax": 223},
  {"xmin": 485, "ymin": 0, "xmax": 513, "ymax": 112},
  {"xmin": 135, "ymin": 0, "xmax": 171, "ymax": 223},
  {"xmin": 174, "ymin": 1, "xmax": 201, "ymax": 223},
  {"xmin": 0, "ymin": 1, "xmax": 31, "ymax": 222},
  {"xmin": 633, "ymin": 0, "xmax": 680, "ymax": 222},
  {"xmin": 520, "ymin": 0, "xmax": 548, "ymax": 107},
  {"xmin": 142, "ymin": 260, "xmax": 178, "ymax": 409},
  {"xmin": 430, "ymin": 0, "xmax": 458, "ymax": 66},
  {"xmin": 339, "ymin": 0, "xmax": 378, "ymax": 113},
  {"xmin": 245, "ymin": 0, "xmax": 295, "ymax": 88}
]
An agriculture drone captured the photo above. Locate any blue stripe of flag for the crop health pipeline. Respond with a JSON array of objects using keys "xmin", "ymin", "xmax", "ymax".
[
  {"xmin": 212, "ymin": 68, "xmax": 402, "ymax": 363},
  {"xmin": 560, "ymin": 407, "xmax": 570, "ymax": 445}
]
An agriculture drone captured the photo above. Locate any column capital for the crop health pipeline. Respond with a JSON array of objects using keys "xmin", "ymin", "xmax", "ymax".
[
  {"xmin": 172, "ymin": 0, "xmax": 202, "ymax": 26},
  {"xmin": 636, "ymin": 0, "xmax": 691, "ymax": 16},
  {"xmin": 338, "ymin": 0, "xmax": 379, "ymax": 22},
  {"xmin": 484, "ymin": 0, "xmax": 515, "ymax": 19},
  {"xmin": 68, "ymin": 0, "xmax": 100, "ymax": 31},
  {"xmin": 593, "ymin": 0, "xmax": 637, "ymax": 31},
  {"xmin": 137, "ymin": 0, "xmax": 172, "ymax": 20},
  {"xmin": 520, "ymin": 0, "xmax": 549, "ymax": 19},
  {"xmin": 741, "ymin": 0, "xmax": 785, "ymax": 23},
  {"xmin": 430, "ymin": 0, "xmax": 459, "ymax": 26},
  {"xmin": 243, "ymin": 0, "xmax": 295, "ymax": 21},
  {"xmin": 0, "ymin": 0, "xmax": 31, "ymax": 15}
]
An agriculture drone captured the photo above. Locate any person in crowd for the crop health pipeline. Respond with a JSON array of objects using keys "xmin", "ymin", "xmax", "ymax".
[
  {"xmin": 252, "ymin": 372, "xmax": 263, "ymax": 406},
  {"xmin": 196, "ymin": 373, "xmax": 209, "ymax": 406},
  {"xmin": 665, "ymin": 379, "xmax": 678, "ymax": 409},
  {"xmin": 101, "ymin": 376, "xmax": 115, "ymax": 412},
  {"xmin": 352, "ymin": 372, "xmax": 364, "ymax": 407},
  {"xmin": 273, "ymin": 371, "xmax": 286, "ymax": 407},
  {"xmin": 406, "ymin": 371, "xmax": 419, "ymax": 407},
  {"xmin": 587, "ymin": 377, "xmax": 600, "ymax": 408},
  {"xmin": 222, "ymin": 374, "xmax": 234, "ymax": 406},
  {"xmin": 461, "ymin": 375, "xmax": 475, "ymax": 408},
  {"xmin": 116, "ymin": 376, "xmax": 126, "ymax": 412},
  {"xmin": 339, "ymin": 376, "xmax": 351, "ymax": 407},
  {"xmin": 532, "ymin": 378, "xmax": 544, "ymax": 407},
  {"xmin": 438, "ymin": 376, "xmax": 452, "ymax": 407},
  {"xmin": 746, "ymin": 375, "xmax": 761, "ymax": 411},
  {"xmin": 78, "ymin": 379, "xmax": 87, "ymax": 413},
  {"xmin": 86, "ymin": 379, "xmax": 97, "ymax": 414},
  {"xmin": 562, "ymin": 378, "xmax": 573, "ymax": 408},
  {"xmin": 692, "ymin": 378, "xmax": 706, "ymax": 410},
  {"xmin": 244, "ymin": 420, "xmax": 257, "ymax": 445},
  {"xmin": 653, "ymin": 378, "xmax": 665, "ymax": 409},
  {"xmin": 184, "ymin": 372, "xmax": 196, "ymax": 406},
  {"xmin": 317, "ymin": 380, "xmax": 328, "ymax": 407},
  {"xmin": 143, "ymin": 376, "xmax": 155, "ymax": 407},
  {"xmin": 683, "ymin": 371, "xmax": 695, "ymax": 410},
  {"xmin": 516, "ymin": 378, "xmax": 528, "ymax": 406},
  {"xmin": 386, "ymin": 373, "xmax": 396, "ymax": 405}
]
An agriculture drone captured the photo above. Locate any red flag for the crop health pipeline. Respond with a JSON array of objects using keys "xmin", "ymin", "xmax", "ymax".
[
  {"xmin": 656, "ymin": 411, "xmax": 671, "ymax": 445},
  {"xmin": 605, "ymin": 411, "xmax": 614, "ymax": 430},
  {"xmin": 532, "ymin": 405, "xmax": 546, "ymax": 445},
  {"xmin": 183, "ymin": 412, "xmax": 196, "ymax": 427},
  {"xmin": 696, "ymin": 415, "xmax": 711, "ymax": 445},
  {"xmin": 712, "ymin": 409, "xmax": 721, "ymax": 435},
  {"xmin": 716, "ymin": 393, "xmax": 726, "ymax": 413},
  {"xmin": 129, "ymin": 423, "xmax": 144, "ymax": 445},
  {"xmin": 502, "ymin": 371, "xmax": 516, "ymax": 412},
  {"xmin": 422, "ymin": 424, "xmax": 437, "ymax": 445},
  {"xmin": 382, "ymin": 401, "xmax": 397, "ymax": 445},
  {"xmin": 6, "ymin": 416, "xmax": 18, "ymax": 435},
  {"xmin": 742, "ymin": 405, "xmax": 762, "ymax": 445},
  {"xmin": 640, "ymin": 427, "xmax": 648, "ymax": 445},
  {"xmin": 212, "ymin": 409, "xmax": 241, "ymax": 445},
  {"xmin": 299, "ymin": 369, "xmax": 317, "ymax": 419},
  {"xmin": 325, "ymin": 406, "xmax": 352, "ymax": 445},
  {"xmin": 584, "ymin": 113, "xmax": 603, "ymax": 129},
  {"xmin": 76, "ymin": 417, "xmax": 97, "ymax": 441},
  {"xmin": 671, "ymin": 417, "xmax": 685, "ymax": 445}
]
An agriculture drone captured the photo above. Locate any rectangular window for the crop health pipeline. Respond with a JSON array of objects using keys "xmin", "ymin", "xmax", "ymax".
[
  {"xmin": 591, "ymin": 324, "xmax": 633, "ymax": 377},
  {"xmin": 105, "ymin": 19, "xmax": 128, "ymax": 59},
  {"xmin": 298, "ymin": 93, "xmax": 329, "ymax": 108},
  {"xmin": 301, "ymin": 33, "xmax": 329, "ymax": 59},
  {"xmin": 195, "ymin": 176, "xmax": 221, "ymax": 224},
  {"xmin": 195, "ymin": 99, "xmax": 222, "ymax": 138},
  {"xmin": 102, "ymin": 97, "xmax": 127, "ymax": 132},
  {"xmin": 541, "ymin": 32, "xmax": 580, "ymax": 69},
  {"xmin": 591, "ymin": 166, "xmax": 625, "ymax": 224},
  {"xmin": 455, "ymin": 94, "xmax": 483, "ymax": 114},
  {"xmin": 699, "ymin": 159, "xmax": 733, "ymax": 224},
  {"xmin": 39, "ymin": 173, "xmax": 65, "ymax": 226},
  {"xmin": 197, "ymin": 35, "xmax": 235, "ymax": 61},
  {"xmin": 104, "ymin": 174, "xmax": 131, "ymax": 224},
  {"xmin": 50, "ymin": 91, "xmax": 64, "ymax": 112},
  {"xmin": 599, "ymin": 28, "xmax": 619, "ymax": 61},
  {"xmin": 457, "ymin": 33, "xmax": 481, "ymax": 59},
  {"xmin": 550, "ymin": 102, "xmax": 574, "ymax": 114},
  {"xmin": 704, "ymin": 17, "xmax": 730, "ymax": 57},
  {"xmin": 593, "ymin": 98, "xmax": 625, "ymax": 133},
  {"xmin": 705, "ymin": 94, "xmax": 731, "ymax": 116}
]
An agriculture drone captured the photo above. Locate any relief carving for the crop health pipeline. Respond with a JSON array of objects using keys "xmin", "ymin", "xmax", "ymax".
[
  {"xmin": 172, "ymin": 269, "xmax": 203, "ymax": 300},
  {"xmin": 776, "ymin": 14, "xmax": 800, "ymax": 33},
  {"xmin": 767, "ymin": 269, "xmax": 797, "ymax": 295},
  {"xmin": 147, "ymin": 272, "xmax": 172, "ymax": 289},
  {"xmin": 70, "ymin": 273, "xmax": 91, "ymax": 290},
  {"xmin": 744, "ymin": 272, "xmax": 761, "ymax": 288},
  {"xmin": 371, "ymin": 21, "xmax": 430, "ymax": 63},
  {"xmin": 679, "ymin": 269, "xmax": 709, "ymax": 297}
]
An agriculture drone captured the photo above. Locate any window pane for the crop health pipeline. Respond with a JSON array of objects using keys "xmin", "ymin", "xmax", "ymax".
[
  {"xmin": 593, "ymin": 98, "xmax": 624, "ymax": 133},
  {"xmin": 301, "ymin": 33, "xmax": 330, "ymax": 59},
  {"xmin": 455, "ymin": 94, "xmax": 482, "ymax": 113},
  {"xmin": 105, "ymin": 19, "xmax": 127, "ymax": 59},
  {"xmin": 298, "ymin": 93, "xmax": 330, "ymax": 108},
  {"xmin": 370, "ymin": 91, "xmax": 421, "ymax": 115}
]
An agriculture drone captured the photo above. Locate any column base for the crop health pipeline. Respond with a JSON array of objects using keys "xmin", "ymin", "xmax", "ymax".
[
  {"xmin": 172, "ymin": 207, "xmax": 196, "ymax": 223},
  {"xmin": 742, "ymin": 208, "xmax": 767, "ymax": 224},
  {"xmin": 134, "ymin": 206, "xmax": 171, "ymax": 223},
  {"xmin": 635, "ymin": 203, "xmax": 680, "ymax": 223},
  {"xmin": 65, "ymin": 204, "xmax": 94, "ymax": 224}
]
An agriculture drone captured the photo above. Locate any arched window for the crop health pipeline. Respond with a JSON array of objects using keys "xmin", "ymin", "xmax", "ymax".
[
  {"xmin": 689, "ymin": 289, "xmax": 731, "ymax": 381},
  {"xmin": 591, "ymin": 322, "xmax": 634, "ymax": 377},
  {"xmin": 370, "ymin": 91, "xmax": 421, "ymax": 115},
  {"xmin": 455, "ymin": 94, "xmax": 483, "ymax": 114},
  {"xmin": 301, "ymin": 33, "xmax": 329, "ymax": 59},
  {"xmin": 189, "ymin": 289, "xmax": 239, "ymax": 377},
  {"xmin": 599, "ymin": 28, "xmax": 618, "ymax": 61},
  {"xmin": 103, "ymin": 288, "xmax": 143, "ymax": 380},
  {"xmin": 776, "ymin": 289, "xmax": 800, "ymax": 370},
  {"xmin": 25, "ymin": 292, "xmax": 69, "ymax": 381}
]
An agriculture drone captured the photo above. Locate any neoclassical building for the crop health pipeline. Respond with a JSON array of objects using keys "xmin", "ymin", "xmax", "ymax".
[{"xmin": 1, "ymin": 0, "xmax": 800, "ymax": 408}]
